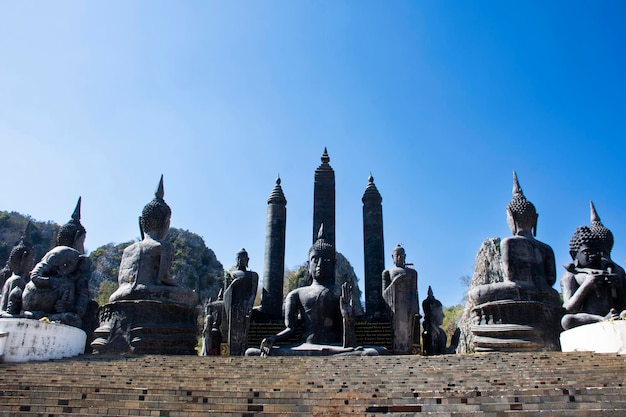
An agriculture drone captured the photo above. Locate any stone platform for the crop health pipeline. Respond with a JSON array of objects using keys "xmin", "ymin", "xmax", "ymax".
[
  {"xmin": 561, "ymin": 320, "xmax": 626, "ymax": 354},
  {"xmin": 0, "ymin": 318, "xmax": 86, "ymax": 363},
  {"xmin": 2, "ymin": 351, "xmax": 626, "ymax": 416}
]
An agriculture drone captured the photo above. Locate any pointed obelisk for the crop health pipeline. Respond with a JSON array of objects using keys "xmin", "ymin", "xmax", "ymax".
[
  {"xmin": 258, "ymin": 176, "xmax": 288, "ymax": 318},
  {"xmin": 362, "ymin": 173, "xmax": 385, "ymax": 320},
  {"xmin": 313, "ymin": 148, "xmax": 336, "ymax": 248}
]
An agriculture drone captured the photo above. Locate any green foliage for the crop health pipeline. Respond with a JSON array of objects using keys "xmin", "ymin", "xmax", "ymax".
[
  {"xmin": 88, "ymin": 241, "xmax": 130, "ymax": 300},
  {"xmin": 284, "ymin": 264, "xmax": 309, "ymax": 293},
  {"xmin": 441, "ymin": 304, "xmax": 464, "ymax": 343},
  {"xmin": 0, "ymin": 211, "xmax": 59, "ymax": 267},
  {"xmin": 88, "ymin": 228, "xmax": 224, "ymax": 305},
  {"xmin": 96, "ymin": 280, "xmax": 118, "ymax": 306},
  {"xmin": 166, "ymin": 228, "xmax": 224, "ymax": 303}
]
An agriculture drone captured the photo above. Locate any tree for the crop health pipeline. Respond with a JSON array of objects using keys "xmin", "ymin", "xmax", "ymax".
[
  {"xmin": 96, "ymin": 280, "xmax": 118, "ymax": 306},
  {"xmin": 441, "ymin": 304, "xmax": 464, "ymax": 343}
]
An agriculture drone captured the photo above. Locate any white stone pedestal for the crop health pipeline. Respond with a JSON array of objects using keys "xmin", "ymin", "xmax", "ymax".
[
  {"xmin": 560, "ymin": 320, "xmax": 626, "ymax": 354},
  {"xmin": 0, "ymin": 318, "xmax": 86, "ymax": 362}
]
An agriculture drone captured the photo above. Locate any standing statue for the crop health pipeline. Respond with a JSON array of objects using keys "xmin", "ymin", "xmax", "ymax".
[
  {"xmin": 0, "ymin": 223, "xmax": 36, "ymax": 317},
  {"xmin": 464, "ymin": 172, "xmax": 561, "ymax": 352},
  {"xmin": 222, "ymin": 249, "xmax": 258, "ymax": 355},
  {"xmin": 201, "ymin": 300, "xmax": 223, "ymax": 356},
  {"xmin": 21, "ymin": 198, "xmax": 92, "ymax": 328},
  {"xmin": 382, "ymin": 244, "xmax": 419, "ymax": 354},
  {"xmin": 92, "ymin": 176, "xmax": 199, "ymax": 354},
  {"xmin": 561, "ymin": 201, "xmax": 626, "ymax": 330},
  {"xmin": 422, "ymin": 286, "xmax": 460, "ymax": 355},
  {"xmin": 246, "ymin": 225, "xmax": 385, "ymax": 356}
]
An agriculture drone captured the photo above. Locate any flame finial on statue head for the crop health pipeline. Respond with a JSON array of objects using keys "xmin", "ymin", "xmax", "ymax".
[
  {"xmin": 588, "ymin": 200, "xmax": 614, "ymax": 253},
  {"xmin": 310, "ymin": 223, "xmax": 335, "ymax": 258}
]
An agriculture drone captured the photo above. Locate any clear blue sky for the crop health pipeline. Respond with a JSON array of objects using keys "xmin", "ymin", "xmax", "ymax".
[{"xmin": 1, "ymin": 2, "xmax": 625, "ymax": 308}]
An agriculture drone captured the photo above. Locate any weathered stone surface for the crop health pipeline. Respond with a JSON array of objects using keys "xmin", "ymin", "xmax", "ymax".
[
  {"xmin": 0, "ymin": 318, "xmax": 86, "ymax": 362},
  {"xmin": 222, "ymin": 249, "xmax": 258, "ymax": 356},
  {"xmin": 257, "ymin": 177, "xmax": 287, "ymax": 319},
  {"xmin": 247, "ymin": 226, "xmax": 384, "ymax": 356},
  {"xmin": 92, "ymin": 176, "xmax": 198, "ymax": 355},
  {"xmin": 457, "ymin": 237, "xmax": 502, "ymax": 353},
  {"xmin": 462, "ymin": 172, "xmax": 561, "ymax": 352},
  {"xmin": 362, "ymin": 174, "xmax": 385, "ymax": 320},
  {"xmin": 561, "ymin": 201, "xmax": 626, "ymax": 331},
  {"xmin": 422, "ymin": 286, "xmax": 459, "ymax": 355},
  {"xmin": 20, "ymin": 199, "xmax": 92, "ymax": 329},
  {"xmin": 382, "ymin": 245, "xmax": 419, "ymax": 354},
  {"xmin": 313, "ymin": 148, "xmax": 335, "ymax": 248}
]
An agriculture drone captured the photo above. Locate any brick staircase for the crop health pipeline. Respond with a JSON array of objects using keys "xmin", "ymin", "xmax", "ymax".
[{"xmin": 1, "ymin": 352, "xmax": 626, "ymax": 416}]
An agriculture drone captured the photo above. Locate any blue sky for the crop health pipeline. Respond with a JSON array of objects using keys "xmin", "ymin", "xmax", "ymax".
[{"xmin": 1, "ymin": 2, "xmax": 625, "ymax": 308}]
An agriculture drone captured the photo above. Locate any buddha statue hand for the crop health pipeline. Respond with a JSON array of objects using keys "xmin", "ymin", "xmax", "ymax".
[
  {"xmin": 260, "ymin": 336, "xmax": 276, "ymax": 357},
  {"xmin": 340, "ymin": 282, "xmax": 354, "ymax": 319}
]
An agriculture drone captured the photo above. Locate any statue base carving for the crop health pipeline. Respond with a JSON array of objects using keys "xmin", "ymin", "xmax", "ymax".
[
  {"xmin": 91, "ymin": 300, "xmax": 198, "ymax": 355},
  {"xmin": 560, "ymin": 320, "xmax": 626, "ymax": 354},
  {"xmin": 0, "ymin": 318, "xmax": 86, "ymax": 362},
  {"xmin": 471, "ymin": 300, "xmax": 562, "ymax": 352}
]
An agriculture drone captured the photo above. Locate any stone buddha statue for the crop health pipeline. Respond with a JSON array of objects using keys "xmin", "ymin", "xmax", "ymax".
[
  {"xmin": 468, "ymin": 172, "xmax": 560, "ymax": 306},
  {"xmin": 561, "ymin": 202, "xmax": 626, "ymax": 330},
  {"xmin": 92, "ymin": 176, "xmax": 199, "ymax": 355},
  {"xmin": 382, "ymin": 244, "xmax": 419, "ymax": 354},
  {"xmin": 222, "ymin": 248, "xmax": 258, "ymax": 355},
  {"xmin": 246, "ymin": 225, "xmax": 384, "ymax": 356},
  {"xmin": 464, "ymin": 172, "xmax": 561, "ymax": 352},
  {"xmin": 0, "ymin": 223, "xmax": 36, "ymax": 317},
  {"xmin": 21, "ymin": 198, "xmax": 92, "ymax": 328},
  {"xmin": 108, "ymin": 176, "xmax": 198, "ymax": 306},
  {"xmin": 422, "ymin": 286, "xmax": 459, "ymax": 355}
]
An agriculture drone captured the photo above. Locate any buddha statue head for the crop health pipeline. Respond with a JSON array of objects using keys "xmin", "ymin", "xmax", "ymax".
[
  {"xmin": 391, "ymin": 244, "xmax": 406, "ymax": 268},
  {"xmin": 57, "ymin": 197, "xmax": 87, "ymax": 254},
  {"xmin": 422, "ymin": 286, "xmax": 444, "ymax": 326},
  {"xmin": 139, "ymin": 175, "xmax": 171, "ymax": 241},
  {"xmin": 506, "ymin": 171, "xmax": 538, "ymax": 236},
  {"xmin": 569, "ymin": 201, "xmax": 614, "ymax": 269},
  {"xmin": 308, "ymin": 224, "xmax": 336, "ymax": 285},
  {"xmin": 236, "ymin": 248, "xmax": 249, "ymax": 271},
  {"xmin": 589, "ymin": 201, "xmax": 614, "ymax": 256},
  {"xmin": 8, "ymin": 222, "xmax": 36, "ymax": 276}
]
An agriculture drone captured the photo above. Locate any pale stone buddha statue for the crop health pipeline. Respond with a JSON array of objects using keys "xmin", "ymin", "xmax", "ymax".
[
  {"xmin": 561, "ymin": 202, "xmax": 626, "ymax": 330},
  {"xmin": 21, "ymin": 198, "xmax": 91, "ymax": 328},
  {"xmin": 382, "ymin": 244, "xmax": 419, "ymax": 354},
  {"xmin": 0, "ymin": 223, "xmax": 36, "ymax": 317},
  {"xmin": 246, "ymin": 225, "xmax": 384, "ymax": 356},
  {"xmin": 108, "ymin": 176, "xmax": 198, "ymax": 307},
  {"xmin": 468, "ymin": 172, "xmax": 560, "ymax": 306}
]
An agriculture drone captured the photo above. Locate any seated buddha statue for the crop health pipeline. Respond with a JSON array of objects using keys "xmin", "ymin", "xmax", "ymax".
[
  {"xmin": 108, "ymin": 176, "xmax": 198, "ymax": 307},
  {"xmin": 246, "ymin": 225, "xmax": 385, "ymax": 356},
  {"xmin": 0, "ymin": 224, "xmax": 36, "ymax": 317},
  {"xmin": 20, "ymin": 198, "xmax": 92, "ymax": 328},
  {"xmin": 468, "ymin": 172, "xmax": 560, "ymax": 307},
  {"xmin": 561, "ymin": 202, "xmax": 626, "ymax": 330}
]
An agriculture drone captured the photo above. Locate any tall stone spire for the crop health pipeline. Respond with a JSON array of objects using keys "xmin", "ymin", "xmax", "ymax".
[
  {"xmin": 362, "ymin": 173, "xmax": 385, "ymax": 319},
  {"xmin": 259, "ymin": 176, "xmax": 288, "ymax": 318},
  {"xmin": 313, "ymin": 148, "xmax": 336, "ymax": 248}
]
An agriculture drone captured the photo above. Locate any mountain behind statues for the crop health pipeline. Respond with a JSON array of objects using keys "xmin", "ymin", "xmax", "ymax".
[{"xmin": 0, "ymin": 210, "xmax": 363, "ymax": 310}]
